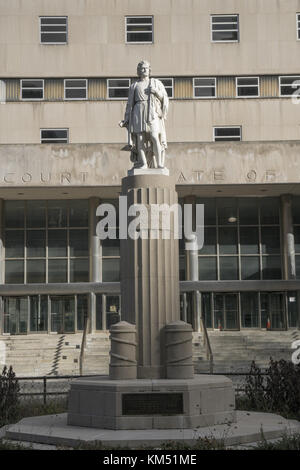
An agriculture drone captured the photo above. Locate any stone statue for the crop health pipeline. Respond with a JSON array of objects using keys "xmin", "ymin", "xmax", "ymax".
[{"xmin": 119, "ymin": 60, "xmax": 169, "ymax": 169}]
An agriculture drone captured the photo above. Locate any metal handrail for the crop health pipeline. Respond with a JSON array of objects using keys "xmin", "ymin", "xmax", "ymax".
[{"xmin": 200, "ymin": 316, "xmax": 214, "ymax": 374}]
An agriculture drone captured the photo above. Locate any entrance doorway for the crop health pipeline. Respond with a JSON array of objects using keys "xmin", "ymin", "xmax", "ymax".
[
  {"xmin": 50, "ymin": 296, "xmax": 75, "ymax": 333},
  {"xmin": 3, "ymin": 297, "xmax": 28, "ymax": 334},
  {"xmin": 260, "ymin": 292, "xmax": 286, "ymax": 330},
  {"xmin": 213, "ymin": 293, "xmax": 239, "ymax": 330}
]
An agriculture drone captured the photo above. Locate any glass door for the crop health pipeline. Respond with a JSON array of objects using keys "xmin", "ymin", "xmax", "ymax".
[
  {"xmin": 106, "ymin": 296, "xmax": 121, "ymax": 330},
  {"xmin": 260, "ymin": 293, "xmax": 286, "ymax": 330},
  {"xmin": 50, "ymin": 296, "xmax": 75, "ymax": 333},
  {"xmin": 3, "ymin": 297, "xmax": 28, "ymax": 334},
  {"xmin": 213, "ymin": 293, "xmax": 239, "ymax": 330}
]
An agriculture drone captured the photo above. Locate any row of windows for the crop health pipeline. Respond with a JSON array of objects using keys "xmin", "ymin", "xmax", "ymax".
[
  {"xmin": 15, "ymin": 76, "xmax": 300, "ymax": 101},
  {"xmin": 39, "ymin": 127, "xmax": 242, "ymax": 143},
  {"xmin": 37, "ymin": 14, "xmax": 300, "ymax": 44}
]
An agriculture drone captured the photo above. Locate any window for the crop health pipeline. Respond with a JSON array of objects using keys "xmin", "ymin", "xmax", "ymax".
[
  {"xmin": 297, "ymin": 14, "xmax": 300, "ymax": 40},
  {"xmin": 196, "ymin": 197, "xmax": 282, "ymax": 282},
  {"xmin": 4, "ymin": 200, "xmax": 89, "ymax": 284},
  {"xmin": 279, "ymin": 76, "xmax": 300, "ymax": 97},
  {"xmin": 40, "ymin": 16, "xmax": 68, "ymax": 44},
  {"xmin": 157, "ymin": 78, "xmax": 173, "ymax": 98},
  {"xmin": 21, "ymin": 80, "xmax": 44, "ymax": 100},
  {"xmin": 211, "ymin": 15, "xmax": 239, "ymax": 42},
  {"xmin": 107, "ymin": 79, "xmax": 131, "ymax": 99},
  {"xmin": 125, "ymin": 16, "xmax": 153, "ymax": 43},
  {"xmin": 236, "ymin": 77, "xmax": 259, "ymax": 97},
  {"xmin": 64, "ymin": 79, "xmax": 87, "ymax": 100},
  {"xmin": 193, "ymin": 78, "xmax": 216, "ymax": 98},
  {"xmin": 40, "ymin": 129, "xmax": 68, "ymax": 144},
  {"xmin": 213, "ymin": 127, "xmax": 241, "ymax": 142}
]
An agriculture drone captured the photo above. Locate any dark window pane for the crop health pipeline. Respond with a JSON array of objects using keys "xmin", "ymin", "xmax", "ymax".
[
  {"xmin": 69, "ymin": 229, "xmax": 88, "ymax": 257},
  {"xmin": 237, "ymin": 78, "xmax": 258, "ymax": 86},
  {"xmin": 5, "ymin": 260, "xmax": 24, "ymax": 283},
  {"xmin": 69, "ymin": 200, "xmax": 88, "ymax": 227},
  {"xmin": 106, "ymin": 296, "xmax": 120, "ymax": 330},
  {"xmin": 292, "ymin": 197, "xmax": 300, "ymax": 224},
  {"xmin": 126, "ymin": 17, "xmax": 152, "ymax": 24},
  {"xmin": 27, "ymin": 201, "xmax": 46, "ymax": 227},
  {"xmin": 41, "ymin": 17, "xmax": 67, "ymax": 25},
  {"xmin": 127, "ymin": 32, "xmax": 152, "ymax": 42},
  {"xmin": 240, "ymin": 227, "xmax": 259, "ymax": 254},
  {"xmin": 41, "ymin": 33, "xmax": 67, "ymax": 43},
  {"xmin": 22, "ymin": 89, "xmax": 43, "ymax": 99},
  {"xmin": 239, "ymin": 199, "xmax": 259, "ymax": 225},
  {"xmin": 27, "ymin": 230, "xmax": 46, "ymax": 257},
  {"xmin": 179, "ymin": 256, "xmax": 185, "ymax": 281},
  {"xmin": 48, "ymin": 230, "xmax": 67, "ymax": 257},
  {"xmin": 127, "ymin": 25, "xmax": 152, "ymax": 32},
  {"xmin": 237, "ymin": 87, "xmax": 259, "ymax": 96},
  {"xmin": 262, "ymin": 257, "xmax": 282, "ymax": 279},
  {"xmin": 22, "ymin": 80, "xmax": 43, "ymax": 88},
  {"xmin": 260, "ymin": 198, "xmax": 279, "ymax": 224},
  {"xmin": 5, "ymin": 231, "xmax": 24, "ymax": 258},
  {"xmin": 212, "ymin": 23, "xmax": 238, "ymax": 31},
  {"xmin": 108, "ymin": 79, "xmax": 130, "ymax": 88},
  {"xmin": 241, "ymin": 257, "xmax": 260, "ymax": 280},
  {"xmin": 198, "ymin": 257, "xmax": 217, "ymax": 280},
  {"xmin": 48, "ymin": 201, "xmax": 68, "ymax": 227},
  {"xmin": 41, "ymin": 129, "xmax": 67, "ymax": 139},
  {"xmin": 77, "ymin": 294, "xmax": 88, "ymax": 331},
  {"xmin": 217, "ymin": 198, "xmax": 238, "ymax": 225},
  {"xmin": 202, "ymin": 293, "xmax": 212, "ymax": 328},
  {"xmin": 108, "ymin": 88, "xmax": 129, "ymax": 99},
  {"xmin": 212, "ymin": 16, "xmax": 238, "ymax": 23},
  {"xmin": 65, "ymin": 88, "xmax": 87, "ymax": 99},
  {"xmin": 199, "ymin": 227, "xmax": 216, "ymax": 254},
  {"xmin": 241, "ymin": 292, "xmax": 259, "ymax": 328},
  {"xmin": 5, "ymin": 201, "xmax": 24, "ymax": 228},
  {"xmin": 215, "ymin": 128, "xmax": 240, "ymax": 137},
  {"xmin": 219, "ymin": 257, "xmax": 238, "ymax": 280},
  {"xmin": 27, "ymin": 259, "xmax": 46, "ymax": 283},
  {"xmin": 70, "ymin": 258, "xmax": 89, "ymax": 282},
  {"xmin": 195, "ymin": 87, "xmax": 215, "ymax": 97},
  {"xmin": 296, "ymin": 256, "xmax": 300, "ymax": 279},
  {"xmin": 102, "ymin": 238, "xmax": 120, "ymax": 256},
  {"xmin": 288, "ymin": 292, "xmax": 298, "ymax": 328},
  {"xmin": 102, "ymin": 258, "xmax": 120, "ymax": 282},
  {"xmin": 261, "ymin": 227, "xmax": 280, "ymax": 254},
  {"xmin": 219, "ymin": 227, "xmax": 238, "ymax": 254},
  {"xmin": 96, "ymin": 294, "xmax": 103, "ymax": 330},
  {"xmin": 212, "ymin": 31, "xmax": 238, "ymax": 41},
  {"xmin": 48, "ymin": 259, "xmax": 67, "ymax": 283},
  {"xmin": 65, "ymin": 80, "xmax": 86, "ymax": 88}
]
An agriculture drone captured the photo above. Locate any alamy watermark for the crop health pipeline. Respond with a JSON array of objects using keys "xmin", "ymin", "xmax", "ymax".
[
  {"xmin": 96, "ymin": 197, "xmax": 204, "ymax": 250},
  {"xmin": 291, "ymin": 340, "xmax": 300, "ymax": 365}
]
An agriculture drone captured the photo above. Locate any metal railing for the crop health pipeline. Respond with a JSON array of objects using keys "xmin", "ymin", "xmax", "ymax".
[{"xmin": 14, "ymin": 371, "xmax": 268, "ymax": 404}]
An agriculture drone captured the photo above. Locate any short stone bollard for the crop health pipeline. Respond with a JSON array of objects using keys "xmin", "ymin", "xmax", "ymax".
[
  {"xmin": 165, "ymin": 321, "xmax": 194, "ymax": 379},
  {"xmin": 109, "ymin": 321, "xmax": 137, "ymax": 380}
]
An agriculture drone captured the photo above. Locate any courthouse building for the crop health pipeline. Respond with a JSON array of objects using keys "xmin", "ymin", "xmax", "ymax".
[{"xmin": 0, "ymin": 0, "xmax": 300, "ymax": 358}]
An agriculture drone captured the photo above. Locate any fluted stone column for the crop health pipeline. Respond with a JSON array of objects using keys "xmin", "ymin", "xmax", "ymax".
[{"xmin": 121, "ymin": 174, "xmax": 180, "ymax": 379}]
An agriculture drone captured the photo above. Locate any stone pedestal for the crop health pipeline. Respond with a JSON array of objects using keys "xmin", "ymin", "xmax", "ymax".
[
  {"xmin": 120, "ymin": 173, "xmax": 180, "ymax": 379},
  {"xmin": 67, "ymin": 375, "xmax": 236, "ymax": 430}
]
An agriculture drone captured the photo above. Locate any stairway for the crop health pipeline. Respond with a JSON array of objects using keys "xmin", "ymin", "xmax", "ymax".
[
  {"xmin": 1, "ymin": 330, "xmax": 298, "ymax": 377},
  {"xmin": 193, "ymin": 330, "xmax": 299, "ymax": 373}
]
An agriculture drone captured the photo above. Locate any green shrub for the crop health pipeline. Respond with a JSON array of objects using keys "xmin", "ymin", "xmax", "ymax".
[
  {"xmin": 0, "ymin": 366, "xmax": 20, "ymax": 426},
  {"xmin": 243, "ymin": 359, "xmax": 300, "ymax": 419}
]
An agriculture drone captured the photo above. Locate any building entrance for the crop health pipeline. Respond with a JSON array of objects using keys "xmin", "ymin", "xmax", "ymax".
[
  {"xmin": 213, "ymin": 293, "xmax": 239, "ymax": 330},
  {"xmin": 50, "ymin": 296, "xmax": 75, "ymax": 333},
  {"xmin": 260, "ymin": 292, "xmax": 286, "ymax": 330},
  {"xmin": 3, "ymin": 297, "xmax": 28, "ymax": 334}
]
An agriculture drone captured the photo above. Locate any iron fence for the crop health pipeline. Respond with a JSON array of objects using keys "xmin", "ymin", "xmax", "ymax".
[{"xmin": 14, "ymin": 371, "xmax": 269, "ymax": 404}]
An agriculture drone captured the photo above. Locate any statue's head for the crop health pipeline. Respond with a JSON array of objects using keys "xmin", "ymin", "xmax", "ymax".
[{"xmin": 137, "ymin": 60, "xmax": 151, "ymax": 78}]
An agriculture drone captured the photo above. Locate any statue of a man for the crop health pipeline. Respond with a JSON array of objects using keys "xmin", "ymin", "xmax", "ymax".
[{"xmin": 119, "ymin": 60, "xmax": 169, "ymax": 169}]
